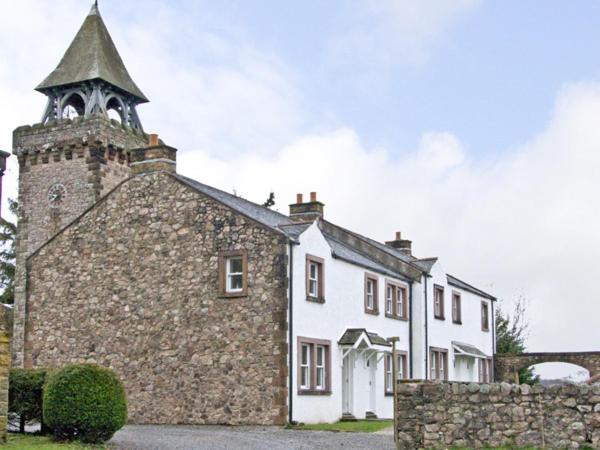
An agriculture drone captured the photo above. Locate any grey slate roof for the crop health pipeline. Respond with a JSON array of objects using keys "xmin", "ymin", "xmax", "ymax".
[
  {"xmin": 447, "ymin": 274, "xmax": 496, "ymax": 301},
  {"xmin": 36, "ymin": 3, "xmax": 148, "ymax": 102},
  {"xmin": 324, "ymin": 233, "xmax": 402, "ymax": 278},
  {"xmin": 173, "ymin": 174, "xmax": 296, "ymax": 236},
  {"xmin": 172, "ymin": 174, "xmax": 494, "ymax": 298},
  {"xmin": 338, "ymin": 328, "xmax": 391, "ymax": 347}
]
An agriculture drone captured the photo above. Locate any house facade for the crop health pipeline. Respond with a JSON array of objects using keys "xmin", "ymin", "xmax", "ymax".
[{"xmin": 11, "ymin": 2, "xmax": 496, "ymax": 425}]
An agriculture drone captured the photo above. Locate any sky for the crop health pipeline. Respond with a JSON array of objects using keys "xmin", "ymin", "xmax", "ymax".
[{"xmin": 1, "ymin": 0, "xmax": 599, "ymax": 380}]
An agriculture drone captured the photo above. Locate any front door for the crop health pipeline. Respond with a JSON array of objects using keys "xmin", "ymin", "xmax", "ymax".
[
  {"xmin": 368, "ymin": 354, "xmax": 377, "ymax": 413},
  {"xmin": 342, "ymin": 354, "xmax": 353, "ymax": 413}
]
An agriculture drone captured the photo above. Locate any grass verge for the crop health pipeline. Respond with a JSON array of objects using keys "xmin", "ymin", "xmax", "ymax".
[
  {"xmin": 290, "ymin": 419, "xmax": 393, "ymax": 433},
  {"xmin": 5, "ymin": 434, "xmax": 107, "ymax": 449}
]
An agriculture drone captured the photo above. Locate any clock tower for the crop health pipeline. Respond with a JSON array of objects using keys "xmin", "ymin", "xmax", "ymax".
[{"xmin": 12, "ymin": 2, "xmax": 149, "ymax": 367}]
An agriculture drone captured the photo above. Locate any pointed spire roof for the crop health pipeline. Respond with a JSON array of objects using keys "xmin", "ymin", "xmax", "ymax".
[{"xmin": 36, "ymin": 1, "xmax": 148, "ymax": 103}]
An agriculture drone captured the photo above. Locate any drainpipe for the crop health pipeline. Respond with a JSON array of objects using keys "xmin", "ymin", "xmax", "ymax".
[
  {"xmin": 408, "ymin": 281, "xmax": 413, "ymax": 378},
  {"xmin": 491, "ymin": 299, "xmax": 496, "ymax": 381},
  {"xmin": 424, "ymin": 275, "xmax": 429, "ymax": 380},
  {"xmin": 288, "ymin": 241, "xmax": 294, "ymax": 424}
]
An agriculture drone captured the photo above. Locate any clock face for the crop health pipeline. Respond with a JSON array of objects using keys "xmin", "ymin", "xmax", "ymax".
[{"xmin": 48, "ymin": 183, "xmax": 66, "ymax": 207}]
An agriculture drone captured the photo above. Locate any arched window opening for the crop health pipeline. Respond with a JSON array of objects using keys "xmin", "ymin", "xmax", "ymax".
[
  {"xmin": 528, "ymin": 362, "xmax": 590, "ymax": 385},
  {"xmin": 61, "ymin": 93, "xmax": 85, "ymax": 119},
  {"xmin": 106, "ymin": 97, "xmax": 125, "ymax": 124}
]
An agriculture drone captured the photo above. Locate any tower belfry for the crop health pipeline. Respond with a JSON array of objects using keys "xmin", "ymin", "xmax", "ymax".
[{"xmin": 37, "ymin": 1, "xmax": 147, "ymax": 130}]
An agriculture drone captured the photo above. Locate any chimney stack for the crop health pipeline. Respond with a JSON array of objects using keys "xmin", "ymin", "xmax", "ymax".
[
  {"xmin": 130, "ymin": 134, "xmax": 177, "ymax": 175},
  {"xmin": 385, "ymin": 231, "xmax": 412, "ymax": 256},
  {"xmin": 289, "ymin": 191, "xmax": 324, "ymax": 222}
]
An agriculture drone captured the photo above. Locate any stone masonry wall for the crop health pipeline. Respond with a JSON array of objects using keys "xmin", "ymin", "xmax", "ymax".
[
  {"xmin": 23, "ymin": 171, "xmax": 289, "ymax": 425},
  {"xmin": 12, "ymin": 116, "xmax": 146, "ymax": 367},
  {"xmin": 396, "ymin": 381, "xmax": 600, "ymax": 449}
]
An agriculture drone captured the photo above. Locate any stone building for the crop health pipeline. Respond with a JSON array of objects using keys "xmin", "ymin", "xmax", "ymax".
[{"xmin": 12, "ymin": 3, "xmax": 497, "ymax": 425}]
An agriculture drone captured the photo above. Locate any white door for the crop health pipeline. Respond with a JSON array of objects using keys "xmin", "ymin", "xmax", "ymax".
[
  {"xmin": 342, "ymin": 354, "xmax": 352, "ymax": 413},
  {"xmin": 368, "ymin": 354, "xmax": 376, "ymax": 412}
]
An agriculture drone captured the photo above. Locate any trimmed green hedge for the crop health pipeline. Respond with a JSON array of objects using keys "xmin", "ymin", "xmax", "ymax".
[
  {"xmin": 43, "ymin": 364, "xmax": 127, "ymax": 443},
  {"xmin": 9, "ymin": 368, "xmax": 48, "ymax": 433}
]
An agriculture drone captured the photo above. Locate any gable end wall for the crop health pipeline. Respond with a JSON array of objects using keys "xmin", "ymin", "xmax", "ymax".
[{"xmin": 23, "ymin": 171, "xmax": 289, "ymax": 425}]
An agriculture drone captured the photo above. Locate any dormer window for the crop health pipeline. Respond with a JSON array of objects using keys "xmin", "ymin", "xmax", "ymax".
[
  {"xmin": 364, "ymin": 274, "xmax": 379, "ymax": 314},
  {"xmin": 434, "ymin": 285, "xmax": 445, "ymax": 320},
  {"xmin": 306, "ymin": 255, "xmax": 325, "ymax": 303}
]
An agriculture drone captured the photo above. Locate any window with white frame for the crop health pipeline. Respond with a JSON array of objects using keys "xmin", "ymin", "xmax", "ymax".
[
  {"xmin": 364, "ymin": 274, "xmax": 378, "ymax": 313},
  {"xmin": 430, "ymin": 348, "xmax": 448, "ymax": 380},
  {"xmin": 306, "ymin": 255, "xmax": 324, "ymax": 302},
  {"xmin": 386, "ymin": 285, "xmax": 393, "ymax": 314},
  {"xmin": 397, "ymin": 353, "xmax": 408, "ymax": 380},
  {"xmin": 478, "ymin": 358, "xmax": 492, "ymax": 382},
  {"xmin": 309, "ymin": 263, "xmax": 318, "ymax": 296},
  {"xmin": 452, "ymin": 292, "xmax": 462, "ymax": 324},
  {"xmin": 316, "ymin": 345, "xmax": 326, "ymax": 390},
  {"xmin": 434, "ymin": 285, "xmax": 445, "ymax": 319},
  {"xmin": 385, "ymin": 353, "xmax": 393, "ymax": 393},
  {"xmin": 397, "ymin": 286, "xmax": 407, "ymax": 318},
  {"xmin": 226, "ymin": 257, "xmax": 244, "ymax": 293},
  {"xmin": 297, "ymin": 337, "xmax": 331, "ymax": 394},
  {"xmin": 300, "ymin": 344, "xmax": 310, "ymax": 389},
  {"xmin": 218, "ymin": 250, "xmax": 247, "ymax": 297},
  {"xmin": 385, "ymin": 281, "xmax": 408, "ymax": 319}
]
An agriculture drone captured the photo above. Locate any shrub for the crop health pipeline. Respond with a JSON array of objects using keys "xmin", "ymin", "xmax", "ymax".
[
  {"xmin": 43, "ymin": 364, "xmax": 127, "ymax": 443},
  {"xmin": 9, "ymin": 368, "xmax": 47, "ymax": 433}
]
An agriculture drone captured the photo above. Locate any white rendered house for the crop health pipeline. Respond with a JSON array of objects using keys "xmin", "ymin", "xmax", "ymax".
[{"xmin": 284, "ymin": 194, "xmax": 496, "ymax": 423}]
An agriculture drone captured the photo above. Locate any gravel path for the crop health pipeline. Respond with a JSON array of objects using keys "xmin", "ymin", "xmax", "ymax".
[{"xmin": 109, "ymin": 425, "xmax": 395, "ymax": 450}]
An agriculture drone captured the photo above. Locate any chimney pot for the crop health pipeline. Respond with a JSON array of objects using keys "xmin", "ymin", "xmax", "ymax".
[
  {"xmin": 395, "ymin": 231, "xmax": 401, "ymax": 241},
  {"xmin": 149, "ymin": 134, "xmax": 159, "ymax": 146},
  {"xmin": 310, "ymin": 192, "xmax": 317, "ymax": 202},
  {"xmin": 296, "ymin": 193, "xmax": 303, "ymax": 204}
]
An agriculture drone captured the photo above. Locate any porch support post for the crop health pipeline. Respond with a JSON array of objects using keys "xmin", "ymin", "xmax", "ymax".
[{"xmin": 388, "ymin": 336, "xmax": 400, "ymax": 445}]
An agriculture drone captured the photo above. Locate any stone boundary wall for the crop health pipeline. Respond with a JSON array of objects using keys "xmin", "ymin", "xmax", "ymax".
[
  {"xmin": 0, "ymin": 306, "xmax": 11, "ymax": 443},
  {"xmin": 396, "ymin": 381, "xmax": 600, "ymax": 449}
]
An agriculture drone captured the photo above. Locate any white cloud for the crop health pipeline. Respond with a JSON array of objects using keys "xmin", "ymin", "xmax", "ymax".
[
  {"xmin": 177, "ymin": 81, "xmax": 600, "ymax": 361},
  {"xmin": 0, "ymin": 1, "xmax": 597, "ymax": 380}
]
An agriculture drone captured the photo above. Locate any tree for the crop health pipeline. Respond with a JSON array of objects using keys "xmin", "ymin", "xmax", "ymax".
[
  {"xmin": 495, "ymin": 297, "xmax": 539, "ymax": 384},
  {"xmin": 0, "ymin": 199, "xmax": 16, "ymax": 304},
  {"xmin": 262, "ymin": 192, "xmax": 275, "ymax": 209}
]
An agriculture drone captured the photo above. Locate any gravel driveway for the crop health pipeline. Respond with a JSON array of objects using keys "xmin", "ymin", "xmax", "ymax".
[{"xmin": 109, "ymin": 425, "xmax": 395, "ymax": 450}]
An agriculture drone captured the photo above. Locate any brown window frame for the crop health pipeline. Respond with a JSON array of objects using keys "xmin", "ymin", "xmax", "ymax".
[
  {"xmin": 384, "ymin": 280, "xmax": 409, "ymax": 320},
  {"xmin": 429, "ymin": 347, "xmax": 448, "ymax": 381},
  {"xmin": 481, "ymin": 301, "xmax": 490, "ymax": 331},
  {"xmin": 218, "ymin": 250, "xmax": 248, "ymax": 298},
  {"xmin": 452, "ymin": 291, "xmax": 462, "ymax": 324},
  {"xmin": 384, "ymin": 350, "xmax": 409, "ymax": 395},
  {"xmin": 364, "ymin": 273, "xmax": 379, "ymax": 315},
  {"xmin": 297, "ymin": 337, "xmax": 332, "ymax": 395},
  {"xmin": 306, "ymin": 254, "xmax": 325, "ymax": 303},
  {"xmin": 433, "ymin": 285, "xmax": 445, "ymax": 320}
]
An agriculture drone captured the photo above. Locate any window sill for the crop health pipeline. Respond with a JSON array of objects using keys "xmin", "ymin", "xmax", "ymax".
[
  {"xmin": 365, "ymin": 309, "xmax": 379, "ymax": 316},
  {"xmin": 452, "ymin": 320, "xmax": 462, "ymax": 325},
  {"xmin": 306, "ymin": 296, "xmax": 325, "ymax": 304},
  {"xmin": 219, "ymin": 291, "xmax": 248, "ymax": 299},
  {"xmin": 298, "ymin": 389, "xmax": 332, "ymax": 396},
  {"xmin": 482, "ymin": 328, "xmax": 490, "ymax": 332},
  {"xmin": 434, "ymin": 316, "xmax": 445, "ymax": 321},
  {"xmin": 385, "ymin": 313, "xmax": 408, "ymax": 321}
]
